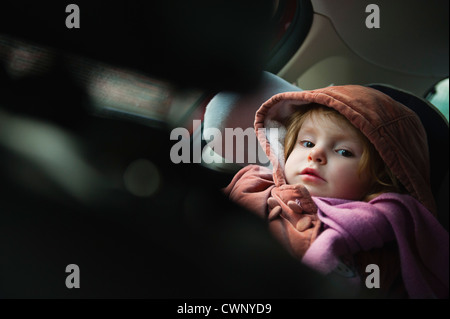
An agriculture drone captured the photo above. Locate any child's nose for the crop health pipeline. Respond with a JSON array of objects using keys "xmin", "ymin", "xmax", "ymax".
[{"xmin": 308, "ymin": 148, "xmax": 327, "ymax": 164}]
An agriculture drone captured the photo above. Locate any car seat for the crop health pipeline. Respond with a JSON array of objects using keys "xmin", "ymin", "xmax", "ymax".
[
  {"xmin": 201, "ymin": 72, "xmax": 301, "ymax": 173},
  {"xmin": 367, "ymin": 83, "xmax": 449, "ymax": 231}
]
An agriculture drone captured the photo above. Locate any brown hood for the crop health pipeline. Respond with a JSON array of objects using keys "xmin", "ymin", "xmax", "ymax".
[{"xmin": 254, "ymin": 85, "xmax": 436, "ymax": 214}]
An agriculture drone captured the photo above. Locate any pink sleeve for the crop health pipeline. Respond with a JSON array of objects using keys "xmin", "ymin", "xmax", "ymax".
[
  {"xmin": 303, "ymin": 194, "xmax": 449, "ymax": 298},
  {"xmin": 223, "ymin": 165, "xmax": 275, "ymax": 219},
  {"xmin": 225, "ymin": 169, "xmax": 322, "ymax": 260}
]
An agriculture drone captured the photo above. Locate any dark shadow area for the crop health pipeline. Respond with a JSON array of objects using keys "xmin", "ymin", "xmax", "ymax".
[
  {"xmin": 1, "ymin": 1, "xmax": 275, "ymax": 93},
  {"xmin": 0, "ymin": 1, "xmax": 364, "ymax": 298}
]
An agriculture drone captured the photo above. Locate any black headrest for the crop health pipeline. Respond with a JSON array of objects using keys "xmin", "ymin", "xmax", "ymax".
[{"xmin": 367, "ymin": 84, "xmax": 449, "ymax": 197}]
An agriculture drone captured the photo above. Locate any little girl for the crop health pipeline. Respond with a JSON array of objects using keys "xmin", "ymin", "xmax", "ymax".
[{"xmin": 225, "ymin": 85, "xmax": 448, "ymax": 298}]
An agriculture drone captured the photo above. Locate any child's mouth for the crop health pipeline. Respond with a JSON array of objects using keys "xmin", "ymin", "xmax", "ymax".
[{"xmin": 300, "ymin": 168, "xmax": 326, "ymax": 182}]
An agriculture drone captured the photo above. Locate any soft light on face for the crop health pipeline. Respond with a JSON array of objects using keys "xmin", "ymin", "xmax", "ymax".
[{"xmin": 284, "ymin": 112, "xmax": 372, "ymax": 200}]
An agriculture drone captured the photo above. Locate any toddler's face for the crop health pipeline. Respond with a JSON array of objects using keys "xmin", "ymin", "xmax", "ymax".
[{"xmin": 284, "ymin": 113, "xmax": 372, "ymax": 200}]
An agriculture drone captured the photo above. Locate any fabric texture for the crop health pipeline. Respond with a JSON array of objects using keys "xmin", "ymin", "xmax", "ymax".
[
  {"xmin": 303, "ymin": 193, "xmax": 448, "ymax": 299},
  {"xmin": 224, "ymin": 84, "xmax": 449, "ymax": 298}
]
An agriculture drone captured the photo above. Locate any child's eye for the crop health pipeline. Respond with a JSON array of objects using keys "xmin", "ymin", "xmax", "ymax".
[
  {"xmin": 301, "ymin": 141, "xmax": 315, "ymax": 148},
  {"xmin": 336, "ymin": 149, "xmax": 353, "ymax": 157}
]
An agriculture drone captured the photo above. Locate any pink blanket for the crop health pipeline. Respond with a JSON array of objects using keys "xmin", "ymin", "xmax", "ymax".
[{"xmin": 304, "ymin": 193, "xmax": 448, "ymax": 298}]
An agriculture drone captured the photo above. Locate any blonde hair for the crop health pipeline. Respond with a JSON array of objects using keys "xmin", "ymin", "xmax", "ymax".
[{"xmin": 284, "ymin": 104, "xmax": 405, "ymax": 201}]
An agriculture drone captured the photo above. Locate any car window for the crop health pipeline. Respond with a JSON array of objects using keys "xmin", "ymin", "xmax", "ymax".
[{"xmin": 426, "ymin": 78, "xmax": 449, "ymax": 122}]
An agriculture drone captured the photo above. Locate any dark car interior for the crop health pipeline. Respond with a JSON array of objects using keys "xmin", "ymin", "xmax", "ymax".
[{"xmin": 0, "ymin": 1, "xmax": 448, "ymax": 299}]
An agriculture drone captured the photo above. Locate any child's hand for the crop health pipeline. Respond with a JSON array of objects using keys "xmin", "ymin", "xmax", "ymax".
[
  {"xmin": 267, "ymin": 197, "xmax": 282, "ymax": 221},
  {"xmin": 267, "ymin": 193, "xmax": 315, "ymax": 232},
  {"xmin": 265, "ymin": 185, "xmax": 321, "ymax": 259},
  {"xmin": 267, "ymin": 197, "xmax": 302, "ymax": 220}
]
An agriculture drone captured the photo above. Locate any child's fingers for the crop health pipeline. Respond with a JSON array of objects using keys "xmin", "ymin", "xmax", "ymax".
[
  {"xmin": 268, "ymin": 206, "xmax": 282, "ymax": 221},
  {"xmin": 267, "ymin": 197, "xmax": 279, "ymax": 209},
  {"xmin": 296, "ymin": 216, "xmax": 312, "ymax": 232},
  {"xmin": 287, "ymin": 200, "xmax": 302, "ymax": 214}
]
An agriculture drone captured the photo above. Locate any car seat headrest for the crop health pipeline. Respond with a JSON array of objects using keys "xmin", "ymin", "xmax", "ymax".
[
  {"xmin": 367, "ymin": 83, "xmax": 449, "ymax": 197},
  {"xmin": 203, "ymin": 72, "xmax": 301, "ymax": 170}
]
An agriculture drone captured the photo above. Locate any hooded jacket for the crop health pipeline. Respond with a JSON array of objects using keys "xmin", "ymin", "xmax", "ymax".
[{"xmin": 224, "ymin": 85, "xmax": 448, "ymax": 298}]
